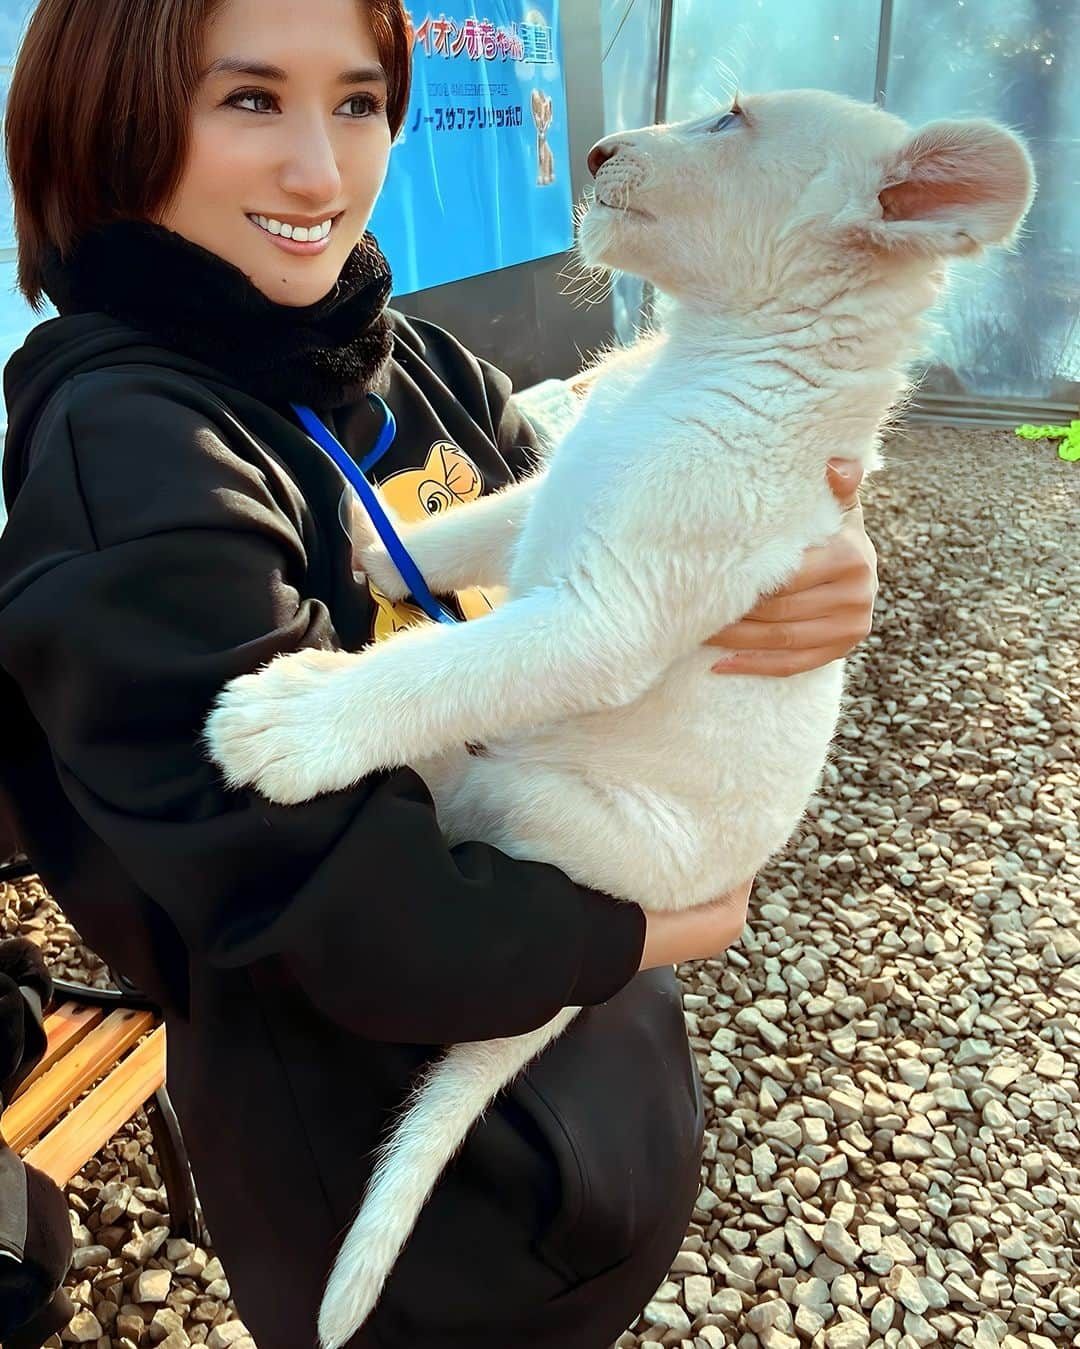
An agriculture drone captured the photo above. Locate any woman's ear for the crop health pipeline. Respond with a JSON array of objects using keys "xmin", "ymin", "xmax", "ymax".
[{"xmin": 841, "ymin": 118, "xmax": 1036, "ymax": 260}]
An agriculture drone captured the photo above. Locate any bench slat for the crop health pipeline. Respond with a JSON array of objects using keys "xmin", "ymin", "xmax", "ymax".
[
  {"xmin": 3, "ymin": 1008, "xmax": 156, "ymax": 1152},
  {"xmin": 10, "ymin": 1001, "xmax": 106, "ymax": 1102},
  {"xmin": 23, "ymin": 1026, "xmax": 167, "ymax": 1187}
]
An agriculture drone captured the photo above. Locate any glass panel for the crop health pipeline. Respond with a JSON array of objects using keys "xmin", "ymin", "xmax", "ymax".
[
  {"xmin": 656, "ymin": 0, "xmax": 881, "ymax": 349},
  {"xmin": 669, "ymin": 0, "xmax": 883, "ymax": 117},
  {"xmin": 0, "ymin": 0, "xmax": 37, "ymax": 378},
  {"xmin": 0, "ymin": 0, "xmax": 31, "ymax": 65},
  {"xmin": 0, "ymin": 67, "xmax": 14, "ymax": 251},
  {"xmin": 887, "ymin": 0, "xmax": 1078, "ymax": 399},
  {"xmin": 602, "ymin": 0, "xmax": 660, "ymax": 130},
  {"xmin": 603, "ymin": 0, "xmax": 882, "ymax": 343},
  {"xmin": 0, "ymin": 253, "xmax": 53, "ymax": 385},
  {"xmin": 600, "ymin": 0, "xmax": 661, "ymax": 342}
]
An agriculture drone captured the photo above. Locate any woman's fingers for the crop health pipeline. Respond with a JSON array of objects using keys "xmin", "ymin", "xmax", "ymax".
[
  {"xmin": 826, "ymin": 458, "xmax": 864, "ymax": 509},
  {"xmin": 713, "ymin": 644, "xmax": 852, "ymax": 677},
  {"xmin": 707, "ymin": 576, "xmax": 875, "ymax": 649},
  {"xmin": 700, "ymin": 460, "xmax": 878, "ymax": 678}
]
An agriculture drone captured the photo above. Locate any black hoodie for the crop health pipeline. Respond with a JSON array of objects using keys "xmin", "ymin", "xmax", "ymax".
[{"xmin": 0, "ymin": 306, "xmax": 704, "ymax": 1349}]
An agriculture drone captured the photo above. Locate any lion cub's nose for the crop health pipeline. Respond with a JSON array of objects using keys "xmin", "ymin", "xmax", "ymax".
[{"xmin": 587, "ymin": 139, "xmax": 621, "ymax": 178}]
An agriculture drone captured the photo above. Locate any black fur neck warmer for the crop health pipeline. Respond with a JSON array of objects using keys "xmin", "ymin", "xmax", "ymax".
[{"xmin": 39, "ymin": 218, "xmax": 395, "ymax": 409}]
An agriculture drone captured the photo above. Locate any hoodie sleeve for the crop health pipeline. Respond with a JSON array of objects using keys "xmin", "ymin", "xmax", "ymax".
[{"xmin": 0, "ymin": 371, "xmax": 645, "ymax": 1044}]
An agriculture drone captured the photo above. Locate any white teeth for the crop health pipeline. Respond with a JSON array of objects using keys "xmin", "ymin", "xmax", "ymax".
[{"xmin": 250, "ymin": 214, "xmax": 333, "ymax": 241}]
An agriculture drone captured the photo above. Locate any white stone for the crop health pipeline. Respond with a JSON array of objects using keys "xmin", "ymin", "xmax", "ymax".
[
  {"xmin": 982, "ymin": 1099, "xmax": 1013, "ymax": 1130},
  {"xmin": 683, "ymin": 1274, "xmax": 712, "ymax": 1317},
  {"xmin": 795, "ymin": 1304, "xmax": 826, "ymax": 1337},
  {"xmin": 998, "ymin": 1232, "xmax": 1031, "ymax": 1260},
  {"xmin": 871, "ymin": 1294, "xmax": 896, "ymax": 1332},
  {"xmin": 745, "ymin": 1299, "xmax": 792, "ymax": 1333},
  {"xmin": 207, "ymin": 1323, "xmax": 252, "ymax": 1349},
  {"xmin": 133, "ymin": 1269, "xmax": 172, "ymax": 1304},
  {"xmin": 885, "ymin": 1265, "xmax": 930, "ymax": 1315},
  {"xmin": 793, "ymin": 1167, "xmax": 820, "ymax": 1197},
  {"xmin": 60, "ymin": 1309, "xmax": 104, "ymax": 1343},
  {"xmin": 822, "ymin": 1219, "xmax": 861, "ymax": 1268},
  {"xmin": 1033, "ymin": 1051, "xmax": 1065, "ymax": 1079},
  {"xmin": 751, "ymin": 1143, "xmax": 779, "ymax": 1179},
  {"xmin": 672, "ymin": 1250, "xmax": 708, "ymax": 1275},
  {"xmin": 824, "ymin": 1320, "xmax": 870, "ymax": 1349},
  {"xmin": 643, "ymin": 1300, "xmax": 691, "ymax": 1335},
  {"xmin": 70, "ymin": 1244, "xmax": 111, "ymax": 1270}
]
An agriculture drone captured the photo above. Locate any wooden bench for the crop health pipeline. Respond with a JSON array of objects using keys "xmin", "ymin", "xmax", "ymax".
[{"xmin": 0, "ymin": 858, "xmax": 203, "ymax": 1243}]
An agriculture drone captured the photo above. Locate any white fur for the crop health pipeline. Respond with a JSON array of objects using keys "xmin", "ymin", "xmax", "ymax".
[{"xmin": 203, "ymin": 88, "xmax": 1035, "ymax": 1348}]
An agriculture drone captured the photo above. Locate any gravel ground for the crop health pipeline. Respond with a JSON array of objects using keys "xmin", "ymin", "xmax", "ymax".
[{"xmin": 1, "ymin": 421, "xmax": 1077, "ymax": 1349}]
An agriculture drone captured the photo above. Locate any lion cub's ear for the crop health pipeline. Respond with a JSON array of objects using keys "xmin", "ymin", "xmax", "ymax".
[{"xmin": 841, "ymin": 119, "xmax": 1035, "ymax": 259}]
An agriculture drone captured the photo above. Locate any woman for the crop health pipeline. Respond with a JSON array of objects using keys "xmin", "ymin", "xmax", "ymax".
[{"xmin": 0, "ymin": 1, "xmax": 877, "ymax": 1346}]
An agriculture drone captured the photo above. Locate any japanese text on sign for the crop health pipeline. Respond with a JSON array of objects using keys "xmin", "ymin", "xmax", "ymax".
[
  {"xmin": 412, "ymin": 14, "xmax": 554, "ymax": 64},
  {"xmin": 411, "ymin": 103, "xmax": 524, "ymax": 133},
  {"xmin": 373, "ymin": 2, "xmax": 571, "ymax": 293}
]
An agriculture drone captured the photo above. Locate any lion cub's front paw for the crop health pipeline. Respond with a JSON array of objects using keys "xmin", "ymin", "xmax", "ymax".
[
  {"xmin": 203, "ymin": 648, "xmax": 366, "ymax": 805},
  {"xmin": 357, "ymin": 540, "xmax": 410, "ymax": 601}
]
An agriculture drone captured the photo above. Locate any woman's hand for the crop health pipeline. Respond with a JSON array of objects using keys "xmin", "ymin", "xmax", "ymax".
[
  {"xmin": 706, "ymin": 459, "xmax": 878, "ymax": 676},
  {"xmin": 638, "ymin": 876, "xmax": 755, "ymax": 971}
]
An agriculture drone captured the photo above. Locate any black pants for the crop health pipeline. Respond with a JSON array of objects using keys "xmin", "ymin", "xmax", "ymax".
[
  {"xmin": 167, "ymin": 967, "xmax": 705, "ymax": 1349},
  {"xmin": 225, "ymin": 1111, "xmax": 703, "ymax": 1349},
  {"xmin": 364, "ymin": 1151, "xmax": 702, "ymax": 1349}
]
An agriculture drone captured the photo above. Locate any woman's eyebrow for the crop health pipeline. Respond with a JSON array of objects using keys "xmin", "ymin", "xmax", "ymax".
[{"xmin": 203, "ymin": 57, "xmax": 388, "ymax": 85}]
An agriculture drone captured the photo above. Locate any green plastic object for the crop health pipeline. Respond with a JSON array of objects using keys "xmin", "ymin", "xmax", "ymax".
[{"xmin": 1014, "ymin": 420, "xmax": 1080, "ymax": 462}]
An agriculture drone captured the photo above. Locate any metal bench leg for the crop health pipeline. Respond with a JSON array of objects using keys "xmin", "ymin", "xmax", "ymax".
[{"xmin": 145, "ymin": 1086, "xmax": 204, "ymax": 1246}]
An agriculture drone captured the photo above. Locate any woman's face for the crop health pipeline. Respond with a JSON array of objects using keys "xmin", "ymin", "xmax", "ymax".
[{"xmin": 155, "ymin": 0, "xmax": 393, "ymax": 307}]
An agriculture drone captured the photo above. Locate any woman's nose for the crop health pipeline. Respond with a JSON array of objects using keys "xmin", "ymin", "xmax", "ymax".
[
  {"xmin": 587, "ymin": 139, "xmax": 620, "ymax": 178},
  {"xmin": 281, "ymin": 123, "xmax": 343, "ymax": 200}
]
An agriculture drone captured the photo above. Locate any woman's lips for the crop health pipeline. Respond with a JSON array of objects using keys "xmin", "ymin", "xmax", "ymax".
[{"xmin": 246, "ymin": 212, "xmax": 342, "ymax": 255}]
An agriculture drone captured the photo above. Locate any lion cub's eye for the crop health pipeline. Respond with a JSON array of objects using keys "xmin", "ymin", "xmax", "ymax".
[{"xmin": 710, "ymin": 103, "xmax": 742, "ymax": 133}]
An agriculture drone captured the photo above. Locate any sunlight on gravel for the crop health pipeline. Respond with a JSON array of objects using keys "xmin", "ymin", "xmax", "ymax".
[{"xmin": 1, "ymin": 422, "xmax": 1076, "ymax": 1349}]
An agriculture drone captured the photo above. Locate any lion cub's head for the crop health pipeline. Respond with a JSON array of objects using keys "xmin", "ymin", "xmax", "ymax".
[{"xmin": 578, "ymin": 87, "xmax": 1035, "ymax": 311}]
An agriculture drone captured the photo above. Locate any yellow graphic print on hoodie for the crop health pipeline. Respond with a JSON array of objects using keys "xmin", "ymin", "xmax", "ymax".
[{"xmin": 366, "ymin": 441, "xmax": 503, "ymax": 642}]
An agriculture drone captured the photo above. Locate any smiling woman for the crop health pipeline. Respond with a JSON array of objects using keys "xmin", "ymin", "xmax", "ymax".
[
  {"xmin": 0, "ymin": 2, "xmax": 883, "ymax": 1347},
  {"xmin": 0, "ymin": 2, "xmax": 729, "ymax": 1348},
  {"xmin": 154, "ymin": 9, "xmax": 394, "ymax": 305},
  {"xmin": 5, "ymin": 0, "xmax": 411, "ymax": 310}
]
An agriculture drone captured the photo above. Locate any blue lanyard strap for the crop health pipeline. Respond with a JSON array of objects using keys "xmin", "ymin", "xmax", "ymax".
[
  {"xmin": 291, "ymin": 397, "xmax": 459, "ymax": 625},
  {"xmin": 357, "ymin": 393, "xmax": 397, "ymax": 474}
]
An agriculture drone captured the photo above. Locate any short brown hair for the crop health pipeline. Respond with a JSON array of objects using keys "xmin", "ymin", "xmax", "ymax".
[{"xmin": 5, "ymin": 0, "xmax": 413, "ymax": 312}]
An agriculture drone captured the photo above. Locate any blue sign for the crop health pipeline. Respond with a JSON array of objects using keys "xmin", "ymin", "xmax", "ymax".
[{"xmin": 372, "ymin": 3, "xmax": 574, "ymax": 295}]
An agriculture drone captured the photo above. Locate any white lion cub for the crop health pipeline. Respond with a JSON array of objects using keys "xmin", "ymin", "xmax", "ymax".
[{"xmin": 205, "ymin": 89, "xmax": 1034, "ymax": 1348}]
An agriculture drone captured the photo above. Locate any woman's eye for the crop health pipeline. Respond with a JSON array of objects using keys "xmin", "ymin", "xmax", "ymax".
[
  {"xmin": 226, "ymin": 90, "xmax": 382, "ymax": 118},
  {"xmin": 343, "ymin": 93, "xmax": 382, "ymax": 118},
  {"xmin": 229, "ymin": 89, "xmax": 276, "ymax": 114}
]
